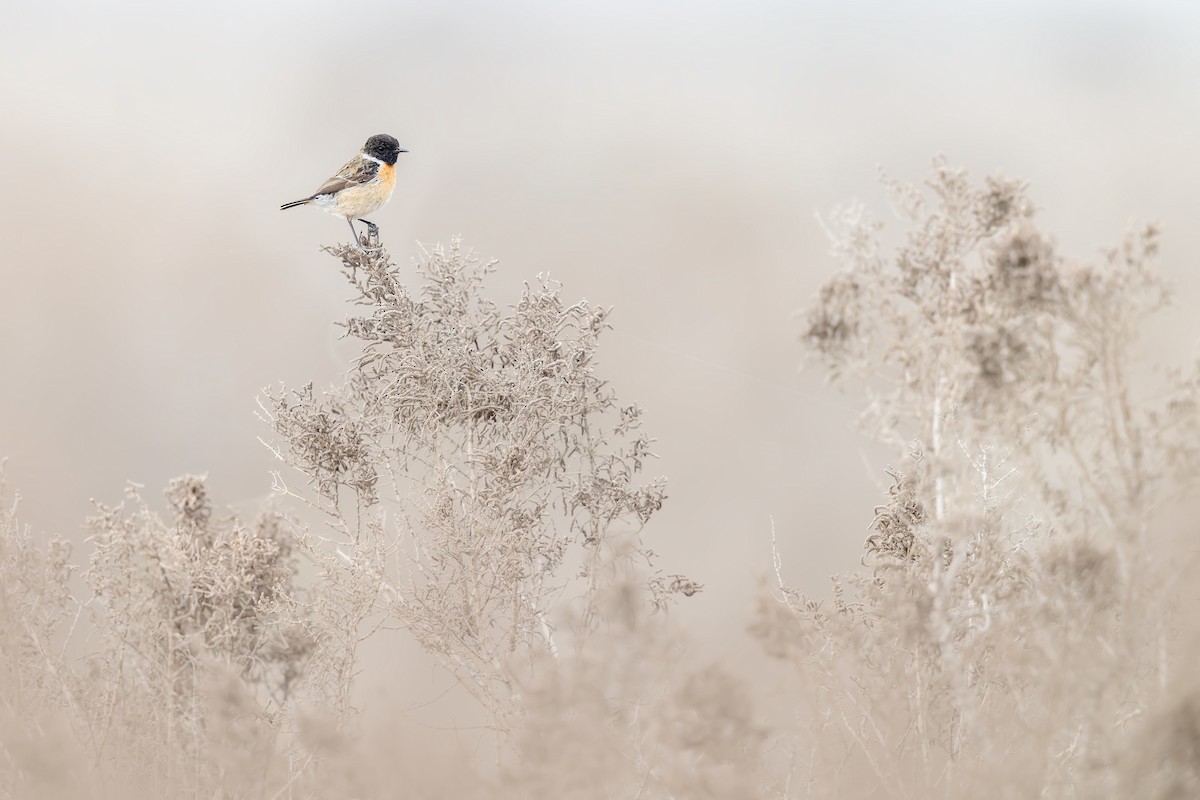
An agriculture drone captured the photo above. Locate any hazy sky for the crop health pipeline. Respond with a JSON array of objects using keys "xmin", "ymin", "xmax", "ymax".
[{"xmin": 3, "ymin": 0, "xmax": 1200, "ymax": 661}]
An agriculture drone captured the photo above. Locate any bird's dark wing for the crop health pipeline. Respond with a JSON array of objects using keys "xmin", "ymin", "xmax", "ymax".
[{"xmin": 310, "ymin": 154, "xmax": 380, "ymax": 197}]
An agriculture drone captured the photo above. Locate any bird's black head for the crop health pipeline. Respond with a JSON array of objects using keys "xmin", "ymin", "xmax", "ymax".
[{"xmin": 363, "ymin": 134, "xmax": 406, "ymax": 165}]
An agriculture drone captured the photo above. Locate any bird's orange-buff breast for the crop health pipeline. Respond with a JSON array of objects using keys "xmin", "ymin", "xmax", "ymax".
[{"xmin": 332, "ymin": 163, "xmax": 396, "ymax": 220}]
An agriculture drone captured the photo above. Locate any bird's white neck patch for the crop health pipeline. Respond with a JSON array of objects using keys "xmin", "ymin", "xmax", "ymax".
[{"xmin": 361, "ymin": 153, "xmax": 384, "ymax": 166}]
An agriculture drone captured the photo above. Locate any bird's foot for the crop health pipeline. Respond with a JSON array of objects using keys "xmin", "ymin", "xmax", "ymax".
[{"xmin": 362, "ymin": 221, "xmax": 381, "ymax": 249}]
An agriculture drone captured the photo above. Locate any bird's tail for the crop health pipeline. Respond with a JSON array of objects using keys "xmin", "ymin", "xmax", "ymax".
[{"xmin": 280, "ymin": 198, "xmax": 310, "ymax": 210}]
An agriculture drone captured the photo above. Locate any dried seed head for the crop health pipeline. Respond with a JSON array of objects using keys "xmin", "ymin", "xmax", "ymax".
[
  {"xmin": 988, "ymin": 226, "xmax": 1061, "ymax": 308},
  {"xmin": 975, "ymin": 174, "xmax": 1030, "ymax": 233}
]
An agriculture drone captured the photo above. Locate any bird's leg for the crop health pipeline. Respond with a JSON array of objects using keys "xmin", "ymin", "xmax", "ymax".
[
  {"xmin": 345, "ymin": 218, "xmax": 362, "ymax": 248},
  {"xmin": 345, "ymin": 218, "xmax": 379, "ymax": 253}
]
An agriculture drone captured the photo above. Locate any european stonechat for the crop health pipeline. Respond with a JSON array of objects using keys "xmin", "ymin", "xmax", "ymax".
[{"xmin": 281, "ymin": 134, "xmax": 408, "ymax": 250}]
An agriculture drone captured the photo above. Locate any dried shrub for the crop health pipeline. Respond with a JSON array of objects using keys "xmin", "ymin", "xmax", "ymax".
[
  {"xmin": 84, "ymin": 476, "xmax": 303, "ymax": 795},
  {"xmin": 1, "ymin": 228, "xmax": 696, "ymax": 798},
  {"xmin": 259, "ymin": 238, "xmax": 687, "ymax": 730},
  {"xmin": 502, "ymin": 556, "xmax": 763, "ymax": 800},
  {"xmin": 756, "ymin": 160, "xmax": 1200, "ymax": 796},
  {"xmin": 0, "ymin": 469, "xmax": 85, "ymax": 800}
]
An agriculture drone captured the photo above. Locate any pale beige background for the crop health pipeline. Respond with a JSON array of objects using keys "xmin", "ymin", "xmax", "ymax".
[{"xmin": 3, "ymin": 0, "xmax": 1199, "ymax": 711}]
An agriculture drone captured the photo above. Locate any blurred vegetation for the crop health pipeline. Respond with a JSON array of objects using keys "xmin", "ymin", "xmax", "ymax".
[{"xmin": 3, "ymin": 164, "xmax": 1199, "ymax": 797}]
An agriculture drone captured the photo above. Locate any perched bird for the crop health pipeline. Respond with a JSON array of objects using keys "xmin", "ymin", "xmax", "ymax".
[{"xmin": 281, "ymin": 134, "xmax": 407, "ymax": 250}]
